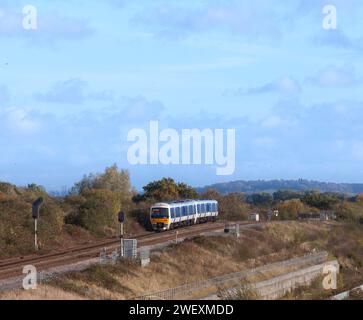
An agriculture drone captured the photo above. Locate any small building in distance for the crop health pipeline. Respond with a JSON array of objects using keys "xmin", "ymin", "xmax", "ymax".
[
  {"xmin": 298, "ymin": 212, "xmax": 337, "ymax": 221},
  {"xmin": 249, "ymin": 213, "xmax": 260, "ymax": 222},
  {"xmin": 320, "ymin": 211, "xmax": 337, "ymax": 221}
]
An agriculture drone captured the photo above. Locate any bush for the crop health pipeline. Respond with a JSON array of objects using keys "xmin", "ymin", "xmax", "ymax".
[
  {"xmin": 202, "ymin": 190, "xmax": 250, "ymax": 221},
  {"xmin": 302, "ymin": 191, "xmax": 341, "ymax": 210},
  {"xmin": 76, "ymin": 189, "xmax": 121, "ymax": 236},
  {"xmin": 135, "ymin": 178, "xmax": 198, "ymax": 203},
  {"xmin": 276, "ymin": 199, "xmax": 305, "ymax": 220},
  {"xmin": 0, "ymin": 184, "xmax": 64, "ymax": 256},
  {"xmin": 218, "ymin": 282, "xmax": 260, "ymax": 300}
]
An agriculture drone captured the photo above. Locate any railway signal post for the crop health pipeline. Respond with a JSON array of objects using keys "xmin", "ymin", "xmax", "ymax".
[
  {"xmin": 118, "ymin": 211, "xmax": 125, "ymax": 258},
  {"xmin": 32, "ymin": 197, "xmax": 44, "ymax": 251}
]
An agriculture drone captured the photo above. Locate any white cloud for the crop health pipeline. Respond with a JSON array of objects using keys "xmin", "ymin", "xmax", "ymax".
[
  {"xmin": 131, "ymin": 1, "xmax": 290, "ymax": 41},
  {"xmin": 36, "ymin": 79, "xmax": 116, "ymax": 105},
  {"xmin": 36, "ymin": 78, "xmax": 87, "ymax": 104},
  {"xmin": 277, "ymin": 76, "xmax": 301, "ymax": 94},
  {"xmin": 1, "ymin": 108, "xmax": 41, "ymax": 135},
  {"xmin": 308, "ymin": 66, "xmax": 360, "ymax": 87},
  {"xmin": 261, "ymin": 116, "xmax": 284, "ymax": 128},
  {"xmin": 237, "ymin": 76, "xmax": 301, "ymax": 96}
]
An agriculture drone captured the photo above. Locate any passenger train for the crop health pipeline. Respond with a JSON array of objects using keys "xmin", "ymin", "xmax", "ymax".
[{"xmin": 150, "ymin": 199, "xmax": 219, "ymax": 231}]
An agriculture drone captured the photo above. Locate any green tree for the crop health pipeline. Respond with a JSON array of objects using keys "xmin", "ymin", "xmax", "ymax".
[
  {"xmin": 27, "ymin": 183, "xmax": 46, "ymax": 193},
  {"xmin": 222, "ymin": 193, "xmax": 249, "ymax": 220},
  {"xmin": 302, "ymin": 191, "xmax": 340, "ymax": 210},
  {"xmin": 248, "ymin": 193, "xmax": 273, "ymax": 206},
  {"xmin": 177, "ymin": 182, "xmax": 199, "ymax": 199},
  {"xmin": 201, "ymin": 190, "xmax": 249, "ymax": 221},
  {"xmin": 135, "ymin": 178, "xmax": 198, "ymax": 203},
  {"xmin": 77, "ymin": 189, "xmax": 120, "ymax": 236},
  {"xmin": 71, "ymin": 164, "xmax": 131, "ymax": 196},
  {"xmin": 201, "ymin": 189, "xmax": 223, "ymax": 202},
  {"xmin": 273, "ymin": 190, "xmax": 302, "ymax": 202},
  {"xmin": 276, "ymin": 199, "xmax": 305, "ymax": 220}
]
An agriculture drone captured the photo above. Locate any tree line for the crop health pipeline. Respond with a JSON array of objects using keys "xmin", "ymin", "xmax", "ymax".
[
  {"xmin": 2, "ymin": 164, "xmax": 363, "ymax": 247},
  {"xmin": 61, "ymin": 166, "xmax": 363, "ymax": 234}
]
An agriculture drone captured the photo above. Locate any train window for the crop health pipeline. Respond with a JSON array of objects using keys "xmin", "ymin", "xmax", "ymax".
[
  {"xmin": 189, "ymin": 205, "xmax": 193, "ymax": 215},
  {"xmin": 201, "ymin": 204, "xmax": 205, "ymax": 213},
  {"xmin": 212, "ymin": 203, "xmax": 216, "ymax": 212},
  {"xmin": 171, "ymin": 207, "xmax": 175, "ymax": 218},
  {"xmin": 197, "ymin": 204, "xmax": 201, "ymax": 213},
  {"xmin": 193, "ymin": 205, "xmax": 196, "ymax": 214},
  {"xmin": 182, "ymin": 206, "xmax": 187, "ymax": 216},
  {"xmin": 151, "ymin": 208, "xmax": 169, "ymax": 218},
  {"xmin": 176, "ymin": 207, "xmax": 180, "ymax": 217}
]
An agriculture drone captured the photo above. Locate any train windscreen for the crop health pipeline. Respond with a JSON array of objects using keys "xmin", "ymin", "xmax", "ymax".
[{"xmin": 151, "ymin": 208, "xmax": 169, "ymax": 219}]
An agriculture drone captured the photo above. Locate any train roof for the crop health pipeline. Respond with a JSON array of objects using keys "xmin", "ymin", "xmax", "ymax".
[{"xmin": 152, "ymin": 199, "xmax": 218, "ymax": 207}]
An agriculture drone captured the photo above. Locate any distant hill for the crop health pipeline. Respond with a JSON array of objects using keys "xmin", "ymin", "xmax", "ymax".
[{"xmin": 197, "ymin": 179, "xmax": 363, "ymax": 195}]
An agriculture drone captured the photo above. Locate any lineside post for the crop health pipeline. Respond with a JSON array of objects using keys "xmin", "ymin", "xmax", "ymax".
[
  {"xmin": 118, "ymin": 211, "xmax": 125, "ymax": 258},
  {"xmin": 34, "ymin": 218, "xmax": 38, "ymax": 251},
  {"xmin": 32, "ymin": 197, "xmax": 43, "ymax": 251}
]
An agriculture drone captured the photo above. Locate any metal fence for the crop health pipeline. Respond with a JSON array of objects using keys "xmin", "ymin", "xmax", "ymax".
[{"xmin": 135, "ymin": 251, "xmax": 328, "ymax": 300}]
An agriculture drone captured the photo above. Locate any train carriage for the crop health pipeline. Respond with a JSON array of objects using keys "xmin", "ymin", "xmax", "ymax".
[{"xmin": 150, "ymin": 199, "xmax": 219, "ymax": 231}]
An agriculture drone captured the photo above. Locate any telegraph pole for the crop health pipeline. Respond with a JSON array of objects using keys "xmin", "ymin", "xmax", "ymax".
[{"xmin": 32, "ymin": 197, "xmax": 43, "ymax": 251}]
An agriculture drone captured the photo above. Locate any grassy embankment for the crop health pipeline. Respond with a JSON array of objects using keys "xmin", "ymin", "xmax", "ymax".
[{"xmin": 2, "ymin": 221, "xmax": 363, "ymax": 300}]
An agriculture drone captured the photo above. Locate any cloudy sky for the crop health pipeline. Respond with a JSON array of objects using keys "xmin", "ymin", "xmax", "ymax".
[{"xmin": 0, "ymin": 0, "xmax": 363, "ymax": 191}]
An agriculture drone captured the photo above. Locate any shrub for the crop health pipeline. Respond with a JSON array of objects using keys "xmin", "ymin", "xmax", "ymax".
[
  {"xmin": 218, "ymin": 282, "xmax": 260, "ymax": 300},
  {"xmin": 76, "ymin": 189, "xmax": 120, "ymax": 236}
]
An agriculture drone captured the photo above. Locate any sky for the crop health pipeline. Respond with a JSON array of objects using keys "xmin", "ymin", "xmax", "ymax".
[{"xmin": 0, "ymin": 0, "xmax": 363, "ymax": 191}]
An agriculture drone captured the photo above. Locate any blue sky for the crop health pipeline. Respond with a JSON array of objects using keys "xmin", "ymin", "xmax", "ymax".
[{"xmin": 0, "ymin": 0, "xmax": 363, "ymax": 191}]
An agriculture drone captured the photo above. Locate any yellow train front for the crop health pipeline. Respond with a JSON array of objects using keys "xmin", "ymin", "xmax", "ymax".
[{"xmin": 150, "ymin": 200, "xmax": 219, "ymax": 232}]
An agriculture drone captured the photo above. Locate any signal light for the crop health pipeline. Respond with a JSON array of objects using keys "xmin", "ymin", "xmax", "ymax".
[
  {"xmin": 32, "ymin": 197, "xmax": 43, "ymax": 219},
  {"xmin": 118, "ymin": 211, "xmax": 125, "ymax": 223}
]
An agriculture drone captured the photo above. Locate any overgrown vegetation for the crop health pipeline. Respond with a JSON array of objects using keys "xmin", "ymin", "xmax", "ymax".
[
  {"xmin": 132, "ymin": 177, "xmax": 198, "ymax": 203},
  {"xmin": 3, "ymin": 221, "xmax": 363, "ymax": 300},
  {"xmin": 64, "ymin": 164, "xmax": 133, "ymax": 235},
  {"xmin": 218, "ymin": 282, "xmax": 260, "ymax": 300},
  {"xmin": 0, "ymin": 183, "xmax": 64, "ymax": 257},
  {"xmin": 2, "ymin": 163, "xmax": 363, "ymax": 257}
]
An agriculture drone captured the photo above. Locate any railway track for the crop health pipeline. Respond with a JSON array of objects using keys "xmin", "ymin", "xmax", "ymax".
[{"xmin": 0, "ymin": 221, "xmax": 235, "ymax": 281}]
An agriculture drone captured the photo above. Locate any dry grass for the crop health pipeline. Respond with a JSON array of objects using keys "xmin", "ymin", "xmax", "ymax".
[
  {"xmin": 0, "ymin": 285, "xmax": 84, "ymax": 300},
  {"xmin": 5, "ymin": 223, "xmax": 315, "ymax": 300},
  {"xmin": 3, "ymin": 221, "xmax": 363, "ymax": 300}
]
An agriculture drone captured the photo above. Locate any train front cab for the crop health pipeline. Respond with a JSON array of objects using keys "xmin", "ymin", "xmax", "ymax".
[{"xmin": 150, "ymin": 205, "xmax": 170, "ymax": 231}]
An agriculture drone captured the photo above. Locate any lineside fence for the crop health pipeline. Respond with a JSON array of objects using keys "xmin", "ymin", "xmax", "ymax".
[{"xmin": 135, "ymin": 251, "xmax": 329, "ymax": 300}]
